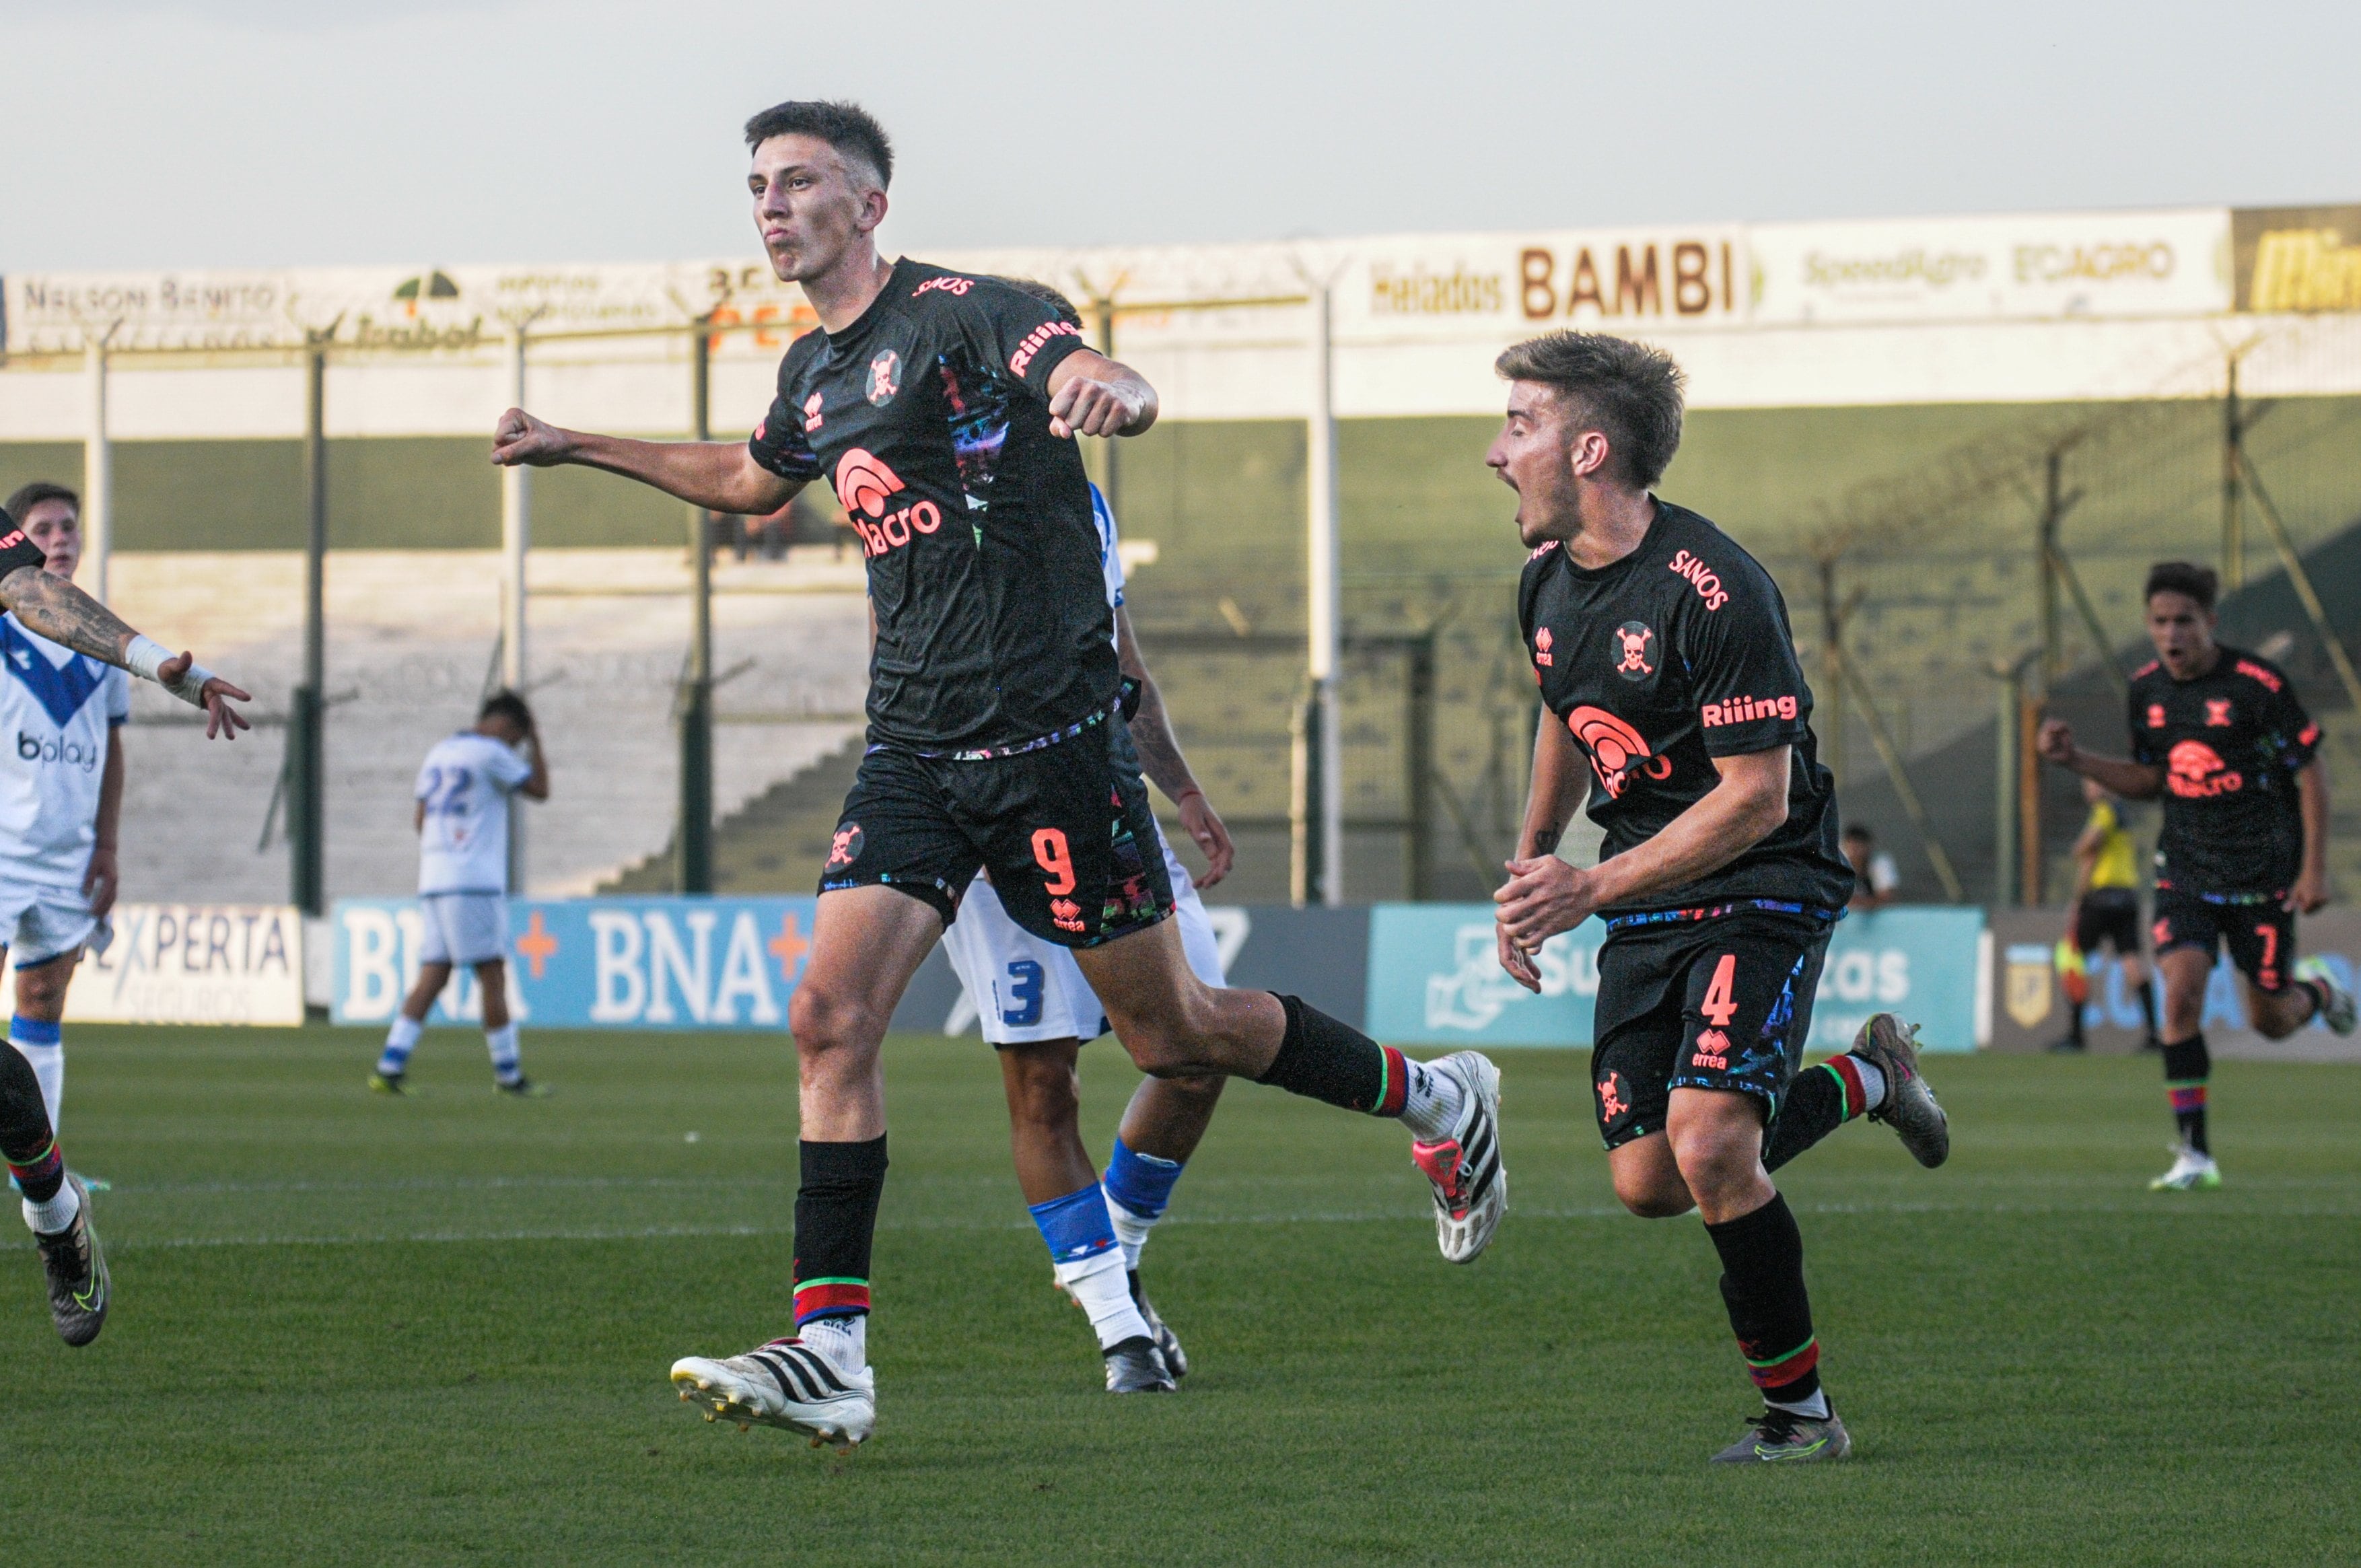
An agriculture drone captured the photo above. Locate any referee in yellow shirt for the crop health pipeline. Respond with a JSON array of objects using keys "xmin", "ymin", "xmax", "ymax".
[{"xmin": 2053, "ymin": 777, "xmax": 2162, "ymax": 1052}]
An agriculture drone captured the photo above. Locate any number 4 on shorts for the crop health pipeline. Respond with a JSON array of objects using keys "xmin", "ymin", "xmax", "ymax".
[{"xmin": 1701, "ymin": 954, "xmax": 1738, "ymax": 1028}]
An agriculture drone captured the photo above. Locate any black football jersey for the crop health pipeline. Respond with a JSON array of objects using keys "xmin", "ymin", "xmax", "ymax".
[
  {"xmin": 1516, "ymin": 501, "xmax": 1854, "ymax": 917},
  {"xmin": 747, "ymin": 258, "xmax": 1110, "ymax": 754},
  {"xmin": 0, "ymin": 512, "xmax": 44, "ymax": 580},
  {"xmin": 2125, "ymin": 647, "xmax": 2317, "ymax": 895}
]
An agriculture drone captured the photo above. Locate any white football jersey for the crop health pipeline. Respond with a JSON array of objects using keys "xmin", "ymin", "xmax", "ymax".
[
  {"xmin": 0, "ymin": 613, "xmax": 129, "ymax": 891},
  {"xmin": 1090, "ymin": 482, "xmax": 1125, "ymax": 643},
  {"xmin": 414, "ymin": 730, "xmax": 535, "ymax": 894}
]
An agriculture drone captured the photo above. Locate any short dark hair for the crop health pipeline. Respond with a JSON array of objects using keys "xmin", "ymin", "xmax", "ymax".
[
  {"xmin": 1842, "ymin": 824, "xmax": 1874, "ymax": 844},
  {"xmin": 1493, "ymin": 331, "xmax": 1686, "ymax": 488},
  {"xmin": 4, "ymin": 482, "xmax": 78, "ymax": 524},
  {"xmin": 742, "ymin": 99, "xmax": 893, "ymax": 189},
  {"xmin": 2144, "ymin": 561, "xmax": 2219, "ymax": 612},
  {"xmin": 997, "ymin": 277, "xmax": 1083, "ymax": 327},
  {"xmin": 479, "ymin": 689, "xmax": 534, "ymax": 731}
]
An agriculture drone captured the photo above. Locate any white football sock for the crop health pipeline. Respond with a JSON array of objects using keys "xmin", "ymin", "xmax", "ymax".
[
  {"xmin": 1848, "ymin": 1057, "xmax": 1888, "ymax": 1113},
  {"xmin": 1054, "ymin": 1248, "xmax": 1152, "ymax": 1350},
  {"xmin": 1108, "ymin": 1203, "xmax": 1156, "ymax": 1273},
  {"xmin": 378, "ymin": 1015, "xmax": 423, "ymax": 1077},
  {"xmin": 485, "ymin": 1022, "xmax": 522, "ymax": 1084},
  {"xmin": 10, "ymin": 1038, "xmax": 63, "ymax": 1131},
  {"xmin": 1767, "ymin": 1386, "xmax": 1831, "ymax": 1420},
  {"xmin": 22, "ymin": 1179, "xmax": 80, "ymax": 1236},
  {"xmin": 799, "ymin": 1314, "xmax": 866, "ymax": 1374},
  {"xmin": 1397, "ymin": 1057, "xmax": 1466, "ymax": 1143}
]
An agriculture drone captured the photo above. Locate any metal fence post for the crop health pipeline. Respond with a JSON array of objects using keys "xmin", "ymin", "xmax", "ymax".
[
  {"xmin": 291, "ymin": 341, "xmax": 328, "ymax": 917},
  {"xmin": 678, "ymin": 322, "xmax": 715, "ymax": 895}
]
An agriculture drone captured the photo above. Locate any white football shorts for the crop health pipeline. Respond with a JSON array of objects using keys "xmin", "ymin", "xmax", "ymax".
[
  {"xmin": 0, "ymin": 883, "xmax": 109, "ymax": 968},
  {"xmin": 942, "ymin": 832, "xmax": 1225, "ymax": 1046},
  {"xmin": 417, "ymin": 892, "xmax": 510, "ymax": 968}
]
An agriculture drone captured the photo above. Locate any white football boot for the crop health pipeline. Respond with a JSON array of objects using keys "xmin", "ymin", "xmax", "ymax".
[
  {"xmin": 1409, "ymin": 1051, "xmax": 1507, "ymax": 1263},
  {"xmin": 2295, "ymin": 957, "xmax": 2357, "ymax": 1036},
  {"xmin": 671, "ymin": 1338, "xmax": 876, "ymax": 1451},
  {"xmin": 2148, "ymin": 1144, "xmax": 2222, "ymax": 1192}
]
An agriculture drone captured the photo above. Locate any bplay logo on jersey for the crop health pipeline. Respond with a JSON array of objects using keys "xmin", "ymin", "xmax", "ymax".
[
  {"xmin": 833, "ymin": 449, "xmax": 942, "ymax": 559},
  {"xmin": 15, "ymin": 731, "xmax": 100, "ymax": 771}
]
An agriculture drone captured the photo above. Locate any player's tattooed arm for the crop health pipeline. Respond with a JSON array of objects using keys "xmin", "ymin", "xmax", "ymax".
[
  {"xmin": 1116, "ymin": 607, "xmax": 1234, "ymax": 885},
  {"xmin": 1045, "ymin": 351, "xmax": 1158, "ymax": 439},
  {"xmin": 0, "ymin": 566, "xmax": 252, "ymax": 738},
  {"xmin": 491, "ymin": 409, "xmax": 804, "ymax": 516},
  {"xmin": 1497, "ymin": 711, "xmax": 1588, "ymax": 989}
]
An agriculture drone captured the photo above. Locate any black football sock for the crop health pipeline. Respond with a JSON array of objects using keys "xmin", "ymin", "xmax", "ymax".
[
  {"xmin": 2135, "ymin": 978, "xmax": 2161, "ymax": 1045},
  {"xmin": 0, "ymin": 1044, "xmax": 63, "ymax": 1205},
  {"xmin": 2066, "ymin": 981, "xmax": 2088, "ymax": 1045},
  {"xmin": 1255, "ymin": 994, "xmax": 1405, "ymax": 1115},
  {"xmin": 1762, "ymin": 1058, "xmax": 1874, "ymax": 1173},
  {"xmin": 1705, "ymin": 1192, "xmax": 1825, "ymax": 1414},
  {"xmin": 2162, "ymin": 1035, "xmax": 2210, "ymax": 1155},
  {"xmin": 791, "ymin": 1135, "xmax": 888, "ymax": 1328}
]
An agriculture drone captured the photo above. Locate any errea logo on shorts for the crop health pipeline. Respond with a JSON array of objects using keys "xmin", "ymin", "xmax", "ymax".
[{"xmin": 1009, "ymin": 319, "xmax": 1081, "ymax": 378}]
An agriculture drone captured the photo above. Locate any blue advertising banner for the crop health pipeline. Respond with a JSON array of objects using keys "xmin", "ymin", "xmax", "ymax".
[
  {"xmin": 331, "ymin": 897, "xmax": 814, "ymax": 1030},
  {"xmin": 1364, "ymin": 904, "xmax": 1983, "ymax": 1052}
]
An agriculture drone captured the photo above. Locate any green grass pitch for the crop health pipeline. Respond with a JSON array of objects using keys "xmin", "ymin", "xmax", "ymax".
[{"xmin": 3, "ymin": 1026, "xmax": 2356, "ymax": 1565}]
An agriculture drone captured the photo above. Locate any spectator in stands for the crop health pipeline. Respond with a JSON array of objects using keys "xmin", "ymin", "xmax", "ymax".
[{"xmin": 1843, "ymin": 824, "xmax": 1900, "ymax": 911}]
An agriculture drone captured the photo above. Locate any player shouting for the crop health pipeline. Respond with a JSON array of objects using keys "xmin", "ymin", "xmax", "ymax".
[
  {"xmin": 2039, "ymin": 562, "xmax": 2354, "ymax": 1191},
  {"xmin": 491, "ymin": 100, "xmax": 1504, "ymax": 1452},
  {"xmin": 0, "ymin": 502, "xmax": 250, "ymax": 1346},
  {"xmin": 1485, "ymin": 331, "xmax": 1949, "ymax": 1464}
]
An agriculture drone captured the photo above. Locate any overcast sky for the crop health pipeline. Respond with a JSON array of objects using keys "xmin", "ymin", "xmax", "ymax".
[{"xmin": 4, "ymin": 0, "xmax": 2355, "ymax": 275}]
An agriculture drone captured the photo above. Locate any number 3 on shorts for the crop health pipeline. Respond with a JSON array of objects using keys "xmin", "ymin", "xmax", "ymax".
[
  {"xmin": 1701, "ymin": 953, "xmax": 1739, "ymax": 1028},
  {"xmin": 1032, "ymin": 828, "xmax": 1077, "ymax": 896}
]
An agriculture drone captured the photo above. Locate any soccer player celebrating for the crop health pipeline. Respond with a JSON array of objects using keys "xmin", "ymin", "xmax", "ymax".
[
  {"xmin": 0, "ymin": 500, "xmax": 250, "ymax": 1345},
  {"xmin": 934, "ymin": 287, "xmax": 1232, "ymax": 1392},
  {"xmin": 0, "ymin": 483, "xmax": 131, "ymax": 1134},
  {"xmin": 2038, "ymin": 562, "xmax": 2354, "ymax": 1191},
  {"xmin": 491, "ymin": 100, "xmax": 1504, "ymax": 1451},
  {"xmin": 2049, "ymin": 777, "xmax": 2160, "ymax": 1054},
  {"xmin": 370, "ymin": 692, "xmax": 551, "ymax": 1096},
  {"xmin": 1485, "ymin": 331, "xmax": 1950, "ymax": 1464}
]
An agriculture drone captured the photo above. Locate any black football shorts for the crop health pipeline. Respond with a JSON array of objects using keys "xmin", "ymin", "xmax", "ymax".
[
  {"xmin": 2072, "ymin": 887, "xmax": 2144, "ymax": 958},
  {"xmin": 2151, "ymin": 886, "xmax": 2295, "ymax": 994},
  {"xmin": 1589, "ymin": 906, "xmax": 1834, "ymax": 1151},
  {"xmin": 820, "ymin": 709, "xmax": 1173, "ymax": 950}
]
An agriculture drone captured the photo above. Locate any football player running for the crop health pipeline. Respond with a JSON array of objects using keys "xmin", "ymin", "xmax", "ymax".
[
  {"xmin": 1485, "ymin": 331, "xmax": 1948, "ymax": 1464},
  {"xmin": 2038, "ymin": 561, "xmax": 2354, "ymax": 1191},
  {"xmin": 0, "ymin": 499, "xmax": 250, "ymax": 1347},
  {"xmin": 492, "ymin": 100, "xmax": 1503, "ymax": 1452}
]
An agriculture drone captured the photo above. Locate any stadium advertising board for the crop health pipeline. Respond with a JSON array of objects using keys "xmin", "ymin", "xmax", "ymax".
[
  {"xmin": 1750, "ymin": 209, "xmax": 2232, "ymax": 324},
  {"xmin": 331, "ymin": 896, "xmax": 814, "ymax": 1030},
  {"xmin": 2232, "ymin": 205, "xmax": 2361, "ymax": 314},
  {"xmin": 1364, "ymin": 904, "xmax": 1983, "ymax": 1051},
  {"xmin": 1986, "ymin": 906, "xmax": 2361, "ymax": 1055},
  {"xmin": 1, "ymin": 903, "xmax": 306, "ymax": 1025}
]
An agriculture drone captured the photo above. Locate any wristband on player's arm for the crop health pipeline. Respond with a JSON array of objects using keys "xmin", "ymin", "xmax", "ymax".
[{"xmin": 123, "ymin": 633, "xmax": 220, "ymax": 709}]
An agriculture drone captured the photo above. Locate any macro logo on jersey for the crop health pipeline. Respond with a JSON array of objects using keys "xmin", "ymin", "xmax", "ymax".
[
  {"xmin": 832, "ymin": 450, "xmax": 942, "ymax": 559},
  {"xmin": 1566, "ymin": 705, "xmax": 1672, "ymax": 799},
  {"xmin": 1666, "ymin": 548, "xmax": 1731, "ymax": 611},
  {"xmin": 1701, "ymin": 693, "xmax": 1799, "ymax": 727},
  {"xmin": 826, "ymin": 824, "xmax": 864, "ymax": 869},
  {"xmin": 866, "ymin": 350, "xmax": 901, "ymax": 406},
  {"xmin": 1008, "ymin": 319, "xmax": 1082, "ymax": 379},
  {"xmin": 1533, "ymin": 627, "xmax": 1554, "ymax": 667},
  {"xmin": 2205, "ymin": 698, "xmax": 2233, "ymax": 727},
  {"xmin": 2166, "ymin": 739, "xmax": 2242, "ymax": 798},
  {"xmin": 802, "ymin": 391, "xmax": 824, "ymax": 433},
  {"xmin": 1613, "ymin": 621, "xmax": 1654, "ymax": 680}
]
